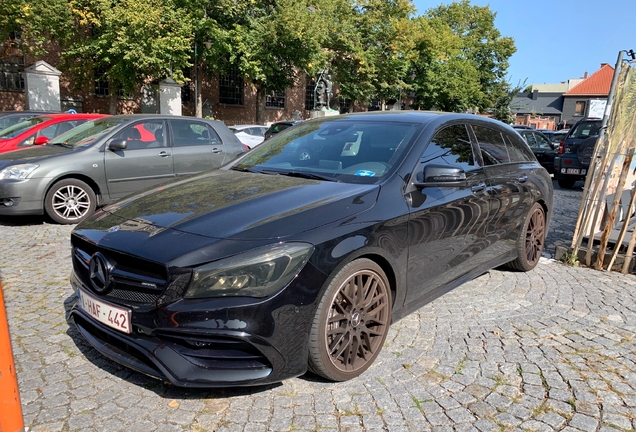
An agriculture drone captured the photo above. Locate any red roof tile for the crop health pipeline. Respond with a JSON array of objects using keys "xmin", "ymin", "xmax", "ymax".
[{"xmin": 565, "ymin": 64, "xmax": 614, "ymax": 96}]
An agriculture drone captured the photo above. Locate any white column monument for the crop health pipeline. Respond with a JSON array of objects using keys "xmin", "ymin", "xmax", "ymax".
[{"xmin": 24, "ymin": 61, "xmax": 62, "ymax": 111}]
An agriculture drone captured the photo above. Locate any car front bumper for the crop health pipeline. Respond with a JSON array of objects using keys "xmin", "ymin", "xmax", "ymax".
[
  {"xmin": 0, "ymin": 178, "xmax": 48, "ymax": 216},
  {"xmin": 68, "ymin": 262, "xmax": 328, "ymax": 387}
]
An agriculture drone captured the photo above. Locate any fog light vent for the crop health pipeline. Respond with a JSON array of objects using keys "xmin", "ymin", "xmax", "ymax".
[{"xmin": 1, "ymin": 198, "xmax": 20, "ymax": 207}]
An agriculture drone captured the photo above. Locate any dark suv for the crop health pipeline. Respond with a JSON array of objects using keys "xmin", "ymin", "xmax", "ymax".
[{"xmin": 553, "ymin": 119, "xmax": 601, "ymax": 188}]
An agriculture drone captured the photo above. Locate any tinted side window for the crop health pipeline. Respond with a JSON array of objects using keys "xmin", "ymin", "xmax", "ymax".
[
  {"xmin": 170, "ymin": 120, "xmax": 219, "ymax": 147},
  {"xmin": 112, "ymin": 120, "xmax": 166, "ymax": 150},
  {"xmin": 473, "ymin": 126, "xmax": 509, "ymax": 165},
  {"xmin": 533, "ymin": 133, "xmax": 553, "ymax": 150},
  {"xmin": 206, "ymin": 125, "xmax": 222, "ymax": 144},
  {"xmin": 421, "ymin": 124, "xmax": 477, "ymax": 171},
  {"xmin": 503, "ymin": 134, "xmax": 534, "ymax": 162},
  {"xmin": 522, "ymin": 132, "xmax": 536, "ymax": 146}
]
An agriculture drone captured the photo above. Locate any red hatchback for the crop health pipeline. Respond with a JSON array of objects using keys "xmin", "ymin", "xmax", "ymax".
[{"xmin": 0, "ymin": 113, "xmax": 107, "ymax": 154}]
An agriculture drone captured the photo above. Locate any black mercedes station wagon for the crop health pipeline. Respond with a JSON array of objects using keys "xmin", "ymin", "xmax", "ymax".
[{"xmin": 68, "ymin": 112, "xmax": 553, "ymax": 387}]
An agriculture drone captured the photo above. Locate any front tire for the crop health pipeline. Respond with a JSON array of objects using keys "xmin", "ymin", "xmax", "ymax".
[
  {"xmin": 308, "ymin": 259, "xmax": 392, "ymax": 381},
  {"xmin": 44, "ymin": 179, "xmax": 96, "ymax": 224},
  {"xmin": 506, "ymin": 203, "xmax": 546, "ymax": 271}
]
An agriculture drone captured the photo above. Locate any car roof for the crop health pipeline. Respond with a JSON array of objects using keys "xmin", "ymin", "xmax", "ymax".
[
  {"xmin": 32, "ymin": 113, "xmax": 107, "ymax": 121},
  {"xmin": 231, "ymin": 124, "xmax": 266, "ymax": 129}
]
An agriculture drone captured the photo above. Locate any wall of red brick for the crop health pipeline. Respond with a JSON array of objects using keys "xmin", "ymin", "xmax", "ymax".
[{"xmin": 2, "ymin": 45, "xmax": 361, "ymax": 123}]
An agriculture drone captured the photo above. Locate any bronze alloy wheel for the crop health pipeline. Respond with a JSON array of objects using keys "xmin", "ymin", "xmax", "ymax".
[
  {"xmin": 524, "ymin": 204, "xmax": 546, "ymax": 267},
  {"xmin": 507, "ymin": 202, "xmax": 546, "ymax": 271},
  {"xmin": 309, "ymin": 259, "xmax": 392, "ymax": 381},
  {"xmin": 44, "ymin": 178, "xmax": 96, "ymax": 224}
]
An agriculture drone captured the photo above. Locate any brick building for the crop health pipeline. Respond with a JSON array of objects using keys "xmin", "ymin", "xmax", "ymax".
[{"xmin": 0, "ymin": 36, "xmax": 356, "ymax": 124}]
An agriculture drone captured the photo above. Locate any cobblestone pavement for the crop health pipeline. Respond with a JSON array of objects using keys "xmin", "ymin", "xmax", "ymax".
[{"xmin": 2, "ymin": 180, "xmax": 636, "ymax": 432}]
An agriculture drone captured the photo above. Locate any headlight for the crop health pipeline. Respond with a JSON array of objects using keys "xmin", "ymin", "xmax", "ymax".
[
  {"xmin": 0, "ymin": 164, "xmax": 39, "ymax": 180},
  {"xmin": 184, "ymin": 242, "xmax": 314, "ymax": 299}
]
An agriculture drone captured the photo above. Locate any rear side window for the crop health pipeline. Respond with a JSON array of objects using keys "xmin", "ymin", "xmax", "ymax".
[
  {"xmin": 421, "ymin": 124, "xmax": 478, "ymax": 172},
  {"xmin": 170, "ymin": 120, "xmax": 221, "ymax": 147},
  {"xmin": 569, "ymin": 121, "xmax": 601, "ymax": 139},
  {"xmin": 504, "ymin": 134, "xmax": 534, "ymax": 162},
  {"xmin": 473, "ymin": 126, "xmax": 510, "ymax": 165}
]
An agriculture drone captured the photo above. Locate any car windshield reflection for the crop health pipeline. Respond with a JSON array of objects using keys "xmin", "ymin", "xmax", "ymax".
[
  {"xmin": 232, "ymin": 119, "xmax": 420, "ymax": 184},
  {"xmin": 48, "ymin": 117, "xmax": 129, "ymax": 148}
]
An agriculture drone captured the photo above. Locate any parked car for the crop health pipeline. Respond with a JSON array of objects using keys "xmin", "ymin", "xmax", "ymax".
[
  {"xmin": 553, "ymin": 119, "xmax": 601, "ymax": 188},
  {"xmin": 229, "ymin": 124, "xmax": 268, "ymax": 149},
  {"xmin": 0, "ymin": 111, "xmax": 57, "ymax": 133},
  {"xmin": 515, "ymin": 129, "xmax": 558, "ymax": 174},
  {"xmin": 551, "ymin": 129, "xmax": 569, "ymax": 144},
  {"xmin": 263, "ymin": 120, "xmax": 303, "ymax": 140},
  {"xmin": 0, "ymin": 115, "xmax": 246, "ymax": 224},
  {"xmin": 67, "ymin": 111, "xmax": 553, "ymax": 387},
  {"xmin": 0, "ymin": 113, "xmax": 106, "ymax": 154}
]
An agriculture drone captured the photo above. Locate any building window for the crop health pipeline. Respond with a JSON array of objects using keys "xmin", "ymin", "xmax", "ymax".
[
  {"xmin": 219, "ymin": 67, "xmax": 243, "ymax": 105},
  {"xmin": 0, "ymin": 32, "xmax": 25, "ymax": 91},
  {"xmin": 94, "ymin": 66, "xmax": 109, "ymax": 96},
  {"xmin": 338, "ymin": 97, "xmax": 350, "ymax": 114},
  {"xmin": 266, "ymin": 90, "xmax": 286, "ymax": 109},
  {"xmin": 368, "ymin": 98, "xmax": 381, "ymax": 111},
  {"xmin": 305, "ymin": 76, "xmax": 316, "ymax": 110},
  {"xmin": 181, "ymin": 69, "xmax": 191, "ymax": 103},
  {"xmin": 575, "ymin": 101, "xmax": 586, "ymax": 116}
]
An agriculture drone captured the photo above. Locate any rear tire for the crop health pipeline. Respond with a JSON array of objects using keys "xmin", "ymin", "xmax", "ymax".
[
  {"xmin": 308, "ymin": 259, "xmax": 392, "ymax": 381},
  {"xmin": 506, "ymin": 203, "xmax": 546, "ymax": 271},
  {"xmin": 44, "ymin": 179, "xmax": 96, "ymax": 224},
  {"xmin": 558, "ymin": 179, "xmax": 575, "ymax": 189}
]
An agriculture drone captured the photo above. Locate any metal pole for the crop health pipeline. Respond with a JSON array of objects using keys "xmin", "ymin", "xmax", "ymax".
[
  {"xmin": 0, "ymin": 280, "xmax": 24, "ymax": 432},
  {"xmin": 194, "ymin": 42, "xmax": 200, "ymax": 118}
]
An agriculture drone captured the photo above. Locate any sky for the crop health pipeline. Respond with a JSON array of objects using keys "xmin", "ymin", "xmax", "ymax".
[{"xmin": 411, "ymin": 0, "xmax": 636, "ymax": 86}]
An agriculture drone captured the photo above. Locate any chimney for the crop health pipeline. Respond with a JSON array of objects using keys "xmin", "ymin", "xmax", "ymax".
[
  {"xmin": 584, "ymin": 71, "xmax": 588, "ymax": 78},
  {"xmin": 601, "ymin": 63, "xmax": 608, "ymax": 67},
  {"xmin": 532, "ymin": 90, "xmax": 538, "ymax": 100}
]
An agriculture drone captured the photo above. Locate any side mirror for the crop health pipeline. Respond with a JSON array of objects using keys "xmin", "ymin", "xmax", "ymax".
[
  {"xmin": 34, "ymin": 136, "xmax": 49, "ymax": 145},
  {"xmin": 108, "ymin": 139, "xmax": 127, "ymax": 151},
  {"xmin": 414, "ymin": 164, "xmax": 467, "ymax": 188}
]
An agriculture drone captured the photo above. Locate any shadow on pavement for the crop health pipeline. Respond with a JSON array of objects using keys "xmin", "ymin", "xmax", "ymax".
[{"xmin": 0, "ymin": 214, "xmax": 49, "ymax": 226}]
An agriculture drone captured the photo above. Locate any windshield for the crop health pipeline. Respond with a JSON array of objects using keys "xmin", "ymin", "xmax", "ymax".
[
  {"xmin": 569, "ymin": 121, "xmax": 601, "ymax": 140},
  {"xmin": 232, "ymin": 118, "xmax": 420, "ymax": 184},
  {"xmin": 0, "ymin": 117, "xmax": 50, "ymax": 139},
  {"xmin": 49, "ymin": 117, "xmax": 128, "ymax": 148}
]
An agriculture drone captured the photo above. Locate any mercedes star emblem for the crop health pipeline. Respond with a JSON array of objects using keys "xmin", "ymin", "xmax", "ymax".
[{"xmin": 89, "ymin": 252, "xmax": 113, "ymax": 293}]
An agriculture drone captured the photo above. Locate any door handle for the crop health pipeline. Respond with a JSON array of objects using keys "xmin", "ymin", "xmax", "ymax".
[
  {"xmin": 158, "ymin": 151, "xmax": 171, "ymax": 157},
  {"xmin": 211, "ymin": 148, "xmax": 222, "ymax": 154},
  {"xmin": 471, "ymin": 182, "xmax": 486, "ymax": 193},
  {"xmin": 518, "ymin": 175, "xmax": 528, "ymax": 183}
]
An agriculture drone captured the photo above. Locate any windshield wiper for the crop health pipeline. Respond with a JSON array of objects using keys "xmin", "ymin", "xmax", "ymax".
[
  {"xmin": 230, "ymin": 166, "xmax": 257, "ymax": 173},
  {"xmin": 260, "ymin": 169, "xmax": 337, "ymax": 182},
  {"xmin": 50, "ymin": 142, "xmax": 73, "ymax": 149}
]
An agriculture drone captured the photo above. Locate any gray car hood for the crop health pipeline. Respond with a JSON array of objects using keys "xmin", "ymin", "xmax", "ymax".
[{"xmin": 0, "ymin": 145, "xmax": 72, "ymax": 168}]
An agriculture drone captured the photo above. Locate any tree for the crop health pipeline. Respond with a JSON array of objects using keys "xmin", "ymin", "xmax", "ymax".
[
  {"xmin": 0, "ymin": 0, "xmax": 73, "ymax": 56},
  {"xmin": 490, "ymin": 80, "xmax": 525, "ymax": 124},
  {"xmin": 61, "ymin": 0, "xmax": 194, "ymax": 113},
  {"xmin": 184, "ymin": 0, "xmax": 332, "ymax": 124},
  {"xmin": 325, "ymin": 0, "xmax": 419, "ymax": 108},
  {"xmin": 409, "ymin": 0, "xmax": 516, "ymax": 113}
]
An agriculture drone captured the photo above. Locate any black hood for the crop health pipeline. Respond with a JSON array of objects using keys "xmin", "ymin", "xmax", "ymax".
[{"xmin": 79, "ymin": 169, "xmax": 379, "ymax": 242}]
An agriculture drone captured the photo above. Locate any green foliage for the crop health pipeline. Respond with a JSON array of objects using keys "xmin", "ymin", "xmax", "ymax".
[
  {"xmin": 491, "ymin": 79, "xmax": 526, "ymax": 124},
  {"xmin": 560, "ymin": 251, "xmax": 580, "ymax": 267},
  {"xmin": 62, "ymin": 0, "xmax": 194, "ymax": 110},
  {"xmin": 327, "ymin": 0, "xmax": 418, "ymax": 105},
  {"xmin": 409, "ymin": 0, "xmax": 516, "ymax": 113},
  {"xmin": 1, "ymin": 0, "xmax": 516, "ymax": 118}
]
